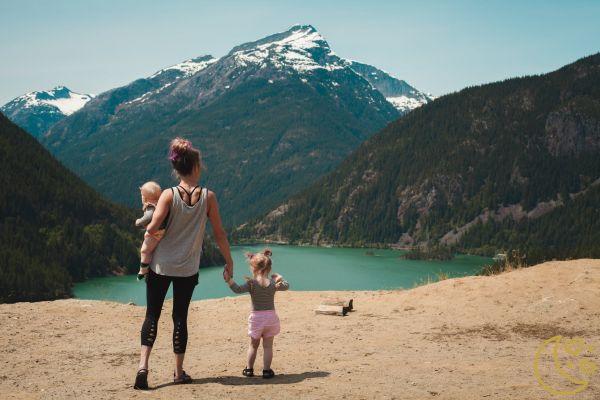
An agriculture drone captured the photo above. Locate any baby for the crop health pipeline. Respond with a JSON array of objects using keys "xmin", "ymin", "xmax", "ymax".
[
  {"xmin": 135, "ymin": 181, "xmax": 167, "ymax": 280},
  {"xmin": 224, "ymin": 249, "xmax": 289, "ymax": 379}
]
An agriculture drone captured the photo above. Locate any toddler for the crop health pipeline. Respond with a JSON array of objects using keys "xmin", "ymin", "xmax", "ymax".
[
  {"xmin": 135, "ymin": 181, "xmax": 167, "ymax": 280},
  {"xmin": 224, "ymin": 249, "xmax": 289, "ymax": 379}
]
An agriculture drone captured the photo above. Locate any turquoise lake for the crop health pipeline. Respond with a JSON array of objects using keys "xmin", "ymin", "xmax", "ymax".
[{"xmin": 73, "ymin": 245, "xmax": 491, "ymax": 305}]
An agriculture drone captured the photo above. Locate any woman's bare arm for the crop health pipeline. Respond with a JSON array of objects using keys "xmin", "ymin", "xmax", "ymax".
[
  {"xmin": 146, "ymin": 190, "xmax": 173, "ymax": 234},
  {"xmin": 207, "ymin": 190, "xmax": 234, "ymax": 278}
]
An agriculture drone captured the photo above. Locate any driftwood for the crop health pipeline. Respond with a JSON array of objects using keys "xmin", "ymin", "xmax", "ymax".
[
  {"xmin": 315, "ymin": 305, "xmax": 348, "ymax": 316},
  {"xmin": 315, "ymin": 298, "xmax": 353, "ymax": 316},
  {"xmin": 321, "ymin": 298, "xmax": 353, "ymax": 311}
]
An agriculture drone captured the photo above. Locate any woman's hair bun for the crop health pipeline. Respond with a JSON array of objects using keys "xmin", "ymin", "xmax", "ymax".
[
  {"xmin": 263, "ymin": 249, "xmax": 272, "ymax": 257},
  {"xmin": 169, "ymin": 137, "xmax": 192, "ymax": 161},
  {"xmin": 168, "ymin": 137, "xmax": 201, "ymax": 177}
]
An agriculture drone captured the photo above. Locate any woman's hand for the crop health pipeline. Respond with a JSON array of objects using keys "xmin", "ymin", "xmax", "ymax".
[
  {"xmin": 223, "ymin": 268, "xmax": 231, "ymax": 282},
  {"xmin": 207, "ymin": 190, "xmax": 235, "ymax": 279},
  {"xmin": 224, "ymin": 262, "xmax": 233, "ymax": 279},
  {"xmin": 271, "ymin": 273, "xmax": 282, "ymax": 282}
]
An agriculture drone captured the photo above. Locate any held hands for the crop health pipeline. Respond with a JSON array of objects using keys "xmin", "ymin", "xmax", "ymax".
[{"xmin": 223, "ymin": 265, "xmax": 233, "ymax": 282}]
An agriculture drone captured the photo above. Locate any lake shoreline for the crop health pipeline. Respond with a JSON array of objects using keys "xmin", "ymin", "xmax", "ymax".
[
  {"xmin": 231, "ymin": 239, "xmax": 496, "ymax": 258},
  {"xmin": 74, "ymin": 245, "xmax": 490, "ymax": 305}
]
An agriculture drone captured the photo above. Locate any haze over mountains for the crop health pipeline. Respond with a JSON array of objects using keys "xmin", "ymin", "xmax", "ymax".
[{"xmin": 237, "ymin": 53, "xmax": 600, "ymax": 263}]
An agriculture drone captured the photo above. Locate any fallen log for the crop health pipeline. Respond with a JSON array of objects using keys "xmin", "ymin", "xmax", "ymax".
[
  {"xmin": 314, "ymin": 304, "xmax": 348, "ymax": 316},
  {"xmin": 321, "ymin": 298, "xmax": 353, "ymax": 311}
]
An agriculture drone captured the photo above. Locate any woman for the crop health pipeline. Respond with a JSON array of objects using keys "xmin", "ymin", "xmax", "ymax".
[{"xmin": 134, "ymin": 137, "xmax": 234, "ymax": 390}]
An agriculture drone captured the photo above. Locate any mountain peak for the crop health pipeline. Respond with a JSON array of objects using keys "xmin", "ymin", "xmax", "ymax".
[
  {"xmin": 2, "ymin": 87, "xmax": 92, "ymax": 117},
  {"xmin": 1, "ymin": 86, "xmax": 93, "ymax": 137},
  {"xmin": 288, "ymin": 24, "xmax": 317, "ymax": 33},
  {"xmin": 227, "ymin": 24, "xmax": 341, "ymax": 73},
  {"xmin": 44, "ymin": 86, "xmax": 72, "ymax": 99}
]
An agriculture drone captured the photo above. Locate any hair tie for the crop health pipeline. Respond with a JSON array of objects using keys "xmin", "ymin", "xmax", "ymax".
[
  {"xmin": 168, "ymin": 150, "xmax": 180, "ymax": 162},
  {"xmin": 169, "ymin": 138, "xmax": 192, "ymax": 162}
]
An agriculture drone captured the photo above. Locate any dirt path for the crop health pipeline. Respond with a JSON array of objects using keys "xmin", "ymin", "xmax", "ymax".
[{"xmin": 1, "ymin": 259, "xmax": 599, "ymax": 399}]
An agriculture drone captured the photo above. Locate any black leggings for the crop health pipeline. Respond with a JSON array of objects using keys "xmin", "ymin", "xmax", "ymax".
[{"xmin": 140, "ymin": 269, "xmax": 198, "ymax": 354}]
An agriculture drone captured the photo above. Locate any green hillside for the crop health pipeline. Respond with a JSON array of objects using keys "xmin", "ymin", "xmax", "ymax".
[
  {"xmin": 236, "ymin": 53, "xmax": 600, "ymax": 264},
  {"xmin": 0, "ymin": 112, "xmax": 142, "ymax": 302}
]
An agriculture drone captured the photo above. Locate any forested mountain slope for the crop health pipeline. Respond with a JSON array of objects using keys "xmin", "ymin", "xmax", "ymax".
[
  {"xmin": 0, "ymin": 112, "xmax": 141, "ymax": 302},
  {"xmin": 237, "ymin": 53, "xmax": 600, "ymax": 263}
]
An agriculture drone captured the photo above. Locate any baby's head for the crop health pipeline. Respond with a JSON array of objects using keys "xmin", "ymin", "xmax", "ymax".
[
  {"xmin": 245, "ymin": 249, "xmax": 273, "ymax": 278},
  {"xmin": 140, "ymin": 181, "xmax": 162, "ymax": 206}
]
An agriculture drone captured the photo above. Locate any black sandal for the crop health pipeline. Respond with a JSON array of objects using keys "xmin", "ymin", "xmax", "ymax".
[
  {"xmin": 242, "ymin": 368, "xmax": 254, "ymax": 377},
  {"xmin": 173, "ymin": 370, "xmax": 192, "ymax": 384},
  {"xmin": 134, "ymin": 368, "xmax": 149, "ymax": 390},
  {"xmin": 262, "ymin": 369, "xmax": 275, "ymax": 379}
]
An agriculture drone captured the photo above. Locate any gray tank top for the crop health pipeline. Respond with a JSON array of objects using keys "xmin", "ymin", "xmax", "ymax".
[{"xmin": 150, "ymin": 187, "xmax": 209, "ymax": 277}]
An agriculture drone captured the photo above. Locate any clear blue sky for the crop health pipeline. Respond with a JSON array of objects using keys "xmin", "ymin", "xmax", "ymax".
[{"xmin": 1, "ymin": 0, "xmax": 599, "ymax": 104}]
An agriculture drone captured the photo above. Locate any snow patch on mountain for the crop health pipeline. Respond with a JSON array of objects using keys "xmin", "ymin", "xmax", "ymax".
[
  {"xmin": 3, "ymin": 86, "xmax": 93, "ymax": 116},
  {"xmin": 230, "ymin": 25, "xmax": 345, "ymax": 73},
  {"xmin": 149, "ymin": 55, "xmax": 216, "ymax": 79},
  {"xmin": 124, "ymin": 82, "xmax": 177, "ymax": 106},
  {"xmin": 123, "ymin": 56, "xmax": 217, "ymax": 106},
  {"xmin": 386, "ymin": 95, "xmax": 429, "ymax": 113},
  {"xmin": 347, "ymin": 60, "xmax": 434, "ymax": 114}
]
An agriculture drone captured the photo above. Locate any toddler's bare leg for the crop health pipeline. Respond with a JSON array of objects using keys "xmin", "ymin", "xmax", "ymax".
[
  {"xmin": 247, "ymin": 338, "xmax": 260, "ymax": 369},
  {"xmin": 262, "ymin": 336, "xmax": 274, "ymax": 370},
  {"xmin": 140, "ymin": 233, "xmax": 160, "ymax": 264}
]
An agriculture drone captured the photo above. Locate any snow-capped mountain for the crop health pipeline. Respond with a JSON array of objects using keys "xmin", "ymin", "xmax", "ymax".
[
  {"xmin": 121, "ymin": 25, "xmax": 431, "ymax": 114},
  {"xmin": 1, "ymin": 86, "xmax": 93, "ymax": 138},
  {"xmin": 349, "ymin": 61, "xmax": 434, "ymax": 113},
  {"xmin": 43, "ymin": 24, "xmax": 429, "ymax": 225},
  {"xmin": 228, "ymin": 24, "xmax": 344, "ymax": 72},
  {"xmin": 224, "ymin": 25, "xmax": 432, "ymax": 113}
]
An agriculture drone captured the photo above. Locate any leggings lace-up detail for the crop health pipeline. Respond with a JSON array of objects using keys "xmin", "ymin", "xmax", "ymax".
[
  {"xmin": 140, "ymin": 270, "xmax": 197, "ymax": 353},
  {"xmin": 172, "ymin": 319, "xmax": 188, "ymax": 354},
  {"xmin": 141, "ymin": 318, "xmax": 158, "ymax": 347}
]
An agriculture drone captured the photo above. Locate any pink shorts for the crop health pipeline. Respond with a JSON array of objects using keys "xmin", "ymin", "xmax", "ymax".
[{"xmin": 248, "ymin": 310, "xmax": 280, "ymax": 339}]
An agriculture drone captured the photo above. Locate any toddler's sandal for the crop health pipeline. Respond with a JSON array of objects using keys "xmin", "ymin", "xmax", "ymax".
[
  {"xmin": 242, "ymin": 368, "xmax": 254, "ymax": 377},
  {"xmin": 262, "ymin": 369, "xmax": 275, "ymax": 379},
  {"xmin": 173, "ymin": 370, "xmax": 192, "ymax": 384}
]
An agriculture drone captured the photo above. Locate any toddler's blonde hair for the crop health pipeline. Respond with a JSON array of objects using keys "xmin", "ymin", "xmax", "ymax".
[
  {"xmin": 245, "ymin": 248, "xmax": 273, "ymax": 278},
  {"xmin": 140, "ymin": 181, "xmax": 162, "ymax": 201}
]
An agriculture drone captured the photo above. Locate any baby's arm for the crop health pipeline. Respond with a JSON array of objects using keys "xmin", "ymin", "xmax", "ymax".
[
  {"xmin": 135, "ymin": 207, "xmax": 154, "ymax": 227},
  {"xmin": 227, "ymin": 278, "xmax": 250, "ymax": 294}
]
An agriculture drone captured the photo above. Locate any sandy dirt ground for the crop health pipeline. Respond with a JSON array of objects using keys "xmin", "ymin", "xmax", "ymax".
[{"xmin": 1, "ymin": 259, "xmax": 600, "ymax": 400}]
